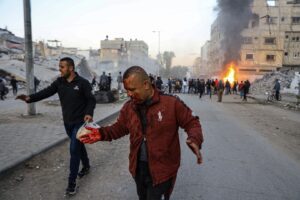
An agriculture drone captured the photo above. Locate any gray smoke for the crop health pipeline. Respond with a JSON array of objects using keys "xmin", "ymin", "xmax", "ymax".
[
  {"xmin": 216, "ymin": 0, "xmax": 254, "ymax": 66},
  {"xmin": 87, "ymin": 56, "xmax": 158, "ymax": 89}
]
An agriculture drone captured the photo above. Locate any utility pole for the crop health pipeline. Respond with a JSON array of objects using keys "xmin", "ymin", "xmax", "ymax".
[
  {"xmin": 297, "ymin": 81, "xmax": 300, "ymax": 106},
  {"xmin": 23, "ymin": 0, "xmax": 36, "ymax": 115}
]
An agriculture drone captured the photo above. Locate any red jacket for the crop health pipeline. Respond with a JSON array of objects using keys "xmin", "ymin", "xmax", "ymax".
[{"xmin": 99, "ymin": 89, "xmax": 203, "ymax": 185}]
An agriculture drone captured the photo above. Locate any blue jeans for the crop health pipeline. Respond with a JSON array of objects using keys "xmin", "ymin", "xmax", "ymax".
[{"xmin": 64, "ymin": 122, "xmax": 90, "ymax": 183}]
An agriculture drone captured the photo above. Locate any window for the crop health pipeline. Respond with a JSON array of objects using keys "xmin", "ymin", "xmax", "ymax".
[
  {"xmin": 266, "ymin": 17, "xmax": 277, "ymax": 24},
  {"xmin": 285, "ymin": 52, "xmax": 289, "ymax": 56},
  {"xmin": 291, "ymin": 36, "xmax": 300, "ymax": 42},
  {"xmin": 292, "ymin": 17, "xmax": 300, "ymax": 24},
  {"xmin": 287, "ymin": 0, "xmax": 300, "ymax": 4},
  {"xmin": 259, "ymin": 69, "xmax": 273, "ymax": 72},
  {"xmin": 267, "ymin": 0, "xmax": 276, "ymax": 6},
  {"xmin": 293, "ymin": 52, "xmax": 300, "ymax": 58},
  {"xmin": 243, "ymin": 37, "xmax": 253, "ymax": 44},
  {"xmin": 285, "ymin": 35, "xmax": 289, "ymax": 39},
  {"xmin": 266, "ymin": 55, "xmax": 276, "ymax": 61},
  {"xmin": 239, "ymin": 69, "xmax": 256, "ymax": 72},
  {"xmin": 265, "ymin": 37, "xmax": 276, "ymax": 44},
  {"xmin": 246, "ymin": 54, "xmax": 254, "ymax": 60}
]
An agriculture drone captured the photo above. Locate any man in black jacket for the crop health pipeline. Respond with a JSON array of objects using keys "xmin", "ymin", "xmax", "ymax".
[{"xmin": 16, "ymin": 57, "xmax": 96, "ymax": 196}]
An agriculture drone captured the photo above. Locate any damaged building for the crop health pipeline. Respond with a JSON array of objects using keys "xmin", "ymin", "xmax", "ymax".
[{"xmin": 201, "ymin": 0, "xmax": 300, "ymax": 81}]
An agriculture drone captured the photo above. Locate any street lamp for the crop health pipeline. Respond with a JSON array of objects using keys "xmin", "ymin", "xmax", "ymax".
[{"xmin": 152, "ymin": 30, "xmax": 161, "ymax": 76}]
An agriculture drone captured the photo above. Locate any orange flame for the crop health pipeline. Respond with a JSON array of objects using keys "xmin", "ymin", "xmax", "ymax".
[{"xmin": 223, "ymin": 62, "xmax": 237, "ymax": 85}]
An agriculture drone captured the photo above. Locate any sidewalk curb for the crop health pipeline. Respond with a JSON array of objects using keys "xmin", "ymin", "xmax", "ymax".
[{"xmin": 0, "ymin": 110, "xmax": 120, "ymax": 175}]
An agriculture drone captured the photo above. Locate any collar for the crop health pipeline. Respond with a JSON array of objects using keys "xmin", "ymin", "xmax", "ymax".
[
  {"xmin": 62, "ymin": 72, "xmax": 80, "ymax": 83},
  {"xmin": 132, "ymin": 88, "xmax": 160, "ymax": 111}
]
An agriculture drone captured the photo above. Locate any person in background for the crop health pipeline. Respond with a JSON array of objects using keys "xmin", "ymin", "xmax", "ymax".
[
  {"xmin": 34, "ymin": 76, "xmax": 40, "ymax": 93},
  {"xmin": 117, "ymin": 71, "xmax": 123, "ymax": 92},
  {"xmin": 91, "ymin": 76, "xmax": 97, "ymax": 87},
  {"xmin": 274, "ymin": 79, "xmax": 281, "ymax": 101},
  {"xmin": 225, "ymin": 80, "xmax": 231, "ymax": 95},
  {"xmin": 232, "ymin": 81, "xmax": 238, "ymax": 95},
  {"xmin": 108, "ymin": 73, "xmax": 112, "ymax": 91},
  {"xmin": 217, "ymin": 80, "xmax": 224, "ymax": 102},
  {"xmin": 10, "ymin": 76, "xmax": 18, "ymax": 96},
  {"xmin": 168, "ymin": 78, "xmax": 172, "ymax": 94},
  {"xmin": 155, "ymin": 76, "xmax": 163, "ymax": 90},
  {"xmin": 243, "ymin": 80, "xmax": 251, "ymax": 101},
  {"xmin": 238, "ymin": 81, "xmax": 244, "ymax": 99},
  {"xmin": 0, "ymin": 79, "xmax": 5, "ymax": 100}
]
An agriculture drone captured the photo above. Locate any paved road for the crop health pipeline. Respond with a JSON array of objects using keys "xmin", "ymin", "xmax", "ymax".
[
  {"xmin": 172, "ymin": 94, "xmax": 300, "ymax": 200},
  {"xmin": 1, "ymin": 94, "xmax": 300, "ymax": 200}
]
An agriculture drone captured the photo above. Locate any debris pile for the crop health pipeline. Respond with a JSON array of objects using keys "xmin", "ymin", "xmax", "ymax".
[{"xmin": 250, "ymin": 70, "xmax": 296, "ymax": 95}]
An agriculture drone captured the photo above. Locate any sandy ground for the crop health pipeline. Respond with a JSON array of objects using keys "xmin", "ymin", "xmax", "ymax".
[
  {"xmin": 222, "ymin": 95, "xmax": 300, "ymax": 163},
  {"xmin": 0, "ymin": 94, "xmax": 299, "ymax": 200}
]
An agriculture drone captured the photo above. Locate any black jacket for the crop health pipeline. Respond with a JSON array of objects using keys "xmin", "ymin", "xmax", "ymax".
[{"xmin": 28, "ymin": 74, "xmax": 96, "ymax": 124}]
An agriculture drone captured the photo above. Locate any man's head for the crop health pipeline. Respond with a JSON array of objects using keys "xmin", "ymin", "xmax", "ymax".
[
  {"xmin": 123, "ymin": 66, "xmax": 153, "ymax": 104},
  {"xmin": 59, "ymin": 57, "xmax": 75, "ymax": 78}
]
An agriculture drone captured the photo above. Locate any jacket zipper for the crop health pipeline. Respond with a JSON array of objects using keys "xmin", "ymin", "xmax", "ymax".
[{"xmin": 134, "ymin": 108, "xmax": 156, "ymax": 184}]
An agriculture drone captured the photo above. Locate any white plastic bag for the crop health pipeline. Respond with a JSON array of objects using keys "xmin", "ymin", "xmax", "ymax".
[{"xmin": 76, "ymin": 122, "xmax": 100, "ymax": 140}]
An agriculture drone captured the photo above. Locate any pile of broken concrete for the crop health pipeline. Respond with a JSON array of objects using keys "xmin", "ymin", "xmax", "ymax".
[{"xmin": 250, "ymin": 70, "xmax": 295, "ymax": 95}]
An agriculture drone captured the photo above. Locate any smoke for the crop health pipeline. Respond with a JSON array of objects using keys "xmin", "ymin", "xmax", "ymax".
[
  {"xmin": 87, "ymin": 56, "xmax": 159, "ymax": 89},
  {"xmin": 216, "ymin": 0, "xmax": 254, "ymax": 66}
]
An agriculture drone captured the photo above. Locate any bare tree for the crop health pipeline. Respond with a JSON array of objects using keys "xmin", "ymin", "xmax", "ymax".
[
  {"xmin": 170, "ymin": 66, "xmax": 189, "ymax": 79},
  {"xmin": 162, "ymin": 51, "xmax": 175, "ymax": 77}
]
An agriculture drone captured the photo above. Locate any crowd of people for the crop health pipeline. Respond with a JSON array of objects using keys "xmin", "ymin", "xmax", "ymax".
[
  {"xmin": 1, "ymin": 71, "xmax": 283, "ymax": 104},
  {"xmin": 0, "ymin": 75, "xmax": 41, "ymax": 100},
  {"xmin": 147, "ymin": 75, "xmax": 253, "ymax": 102}
]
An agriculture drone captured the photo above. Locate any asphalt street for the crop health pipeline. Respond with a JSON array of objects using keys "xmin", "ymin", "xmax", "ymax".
[
  {"xmin": 172, "ymin": 95, "xmax": 300, "ymax": 200},
  {"xmin": 1, "ymin": 94, "xmax": 300, "ymax": 200}
]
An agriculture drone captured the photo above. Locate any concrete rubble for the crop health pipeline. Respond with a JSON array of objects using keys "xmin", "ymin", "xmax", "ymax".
[{"xmin": 250, "ymin": 70, "xmax": 297, "ymax": 95}]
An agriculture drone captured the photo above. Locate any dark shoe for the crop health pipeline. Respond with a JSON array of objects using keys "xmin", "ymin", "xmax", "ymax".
[
  {"xmin": 65, "ymin": 182, "xmax": 76, "ymax": 196},
  {"xmin": 78, "ymin": 166, "xmax": 90, "ymax": 178}
]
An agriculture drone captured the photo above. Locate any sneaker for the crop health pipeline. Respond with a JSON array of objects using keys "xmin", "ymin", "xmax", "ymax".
[
  {"xmin": 65, "ymin": 182, "xmax": 76, "ymax": 196},
  {"xmin": 78, "ymin": 166, "xmax": 90, "ymax": 178}
]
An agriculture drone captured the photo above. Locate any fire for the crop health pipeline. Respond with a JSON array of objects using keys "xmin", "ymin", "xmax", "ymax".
[{"xmin": 223, "ymin": 62, "xmax": 237, "ymax": 85}]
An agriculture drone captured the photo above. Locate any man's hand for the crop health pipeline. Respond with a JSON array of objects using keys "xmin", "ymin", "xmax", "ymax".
[
  {"xmin": 16, "ymin": 94, "xmax": 30, "ymax": 102},
  {"xmin": 84, "ymin": 115, "xmax": 93, "ymax": 122},
  {"xmin": 186, "ymin": 139, "xmax": 203, "ymax": 164},
  {"xmin": 79, "ymin": 126, "xmax": 102, "ymax": 144}
]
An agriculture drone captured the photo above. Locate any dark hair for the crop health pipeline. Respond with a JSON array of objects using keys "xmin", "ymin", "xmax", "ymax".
[
  {"xmin": 60, "ymin": 57, "xmax": 75, "ymax": 70},
  {"xmin": 123, "ymin": 66, "xmax": 149, "ymax": 82}
]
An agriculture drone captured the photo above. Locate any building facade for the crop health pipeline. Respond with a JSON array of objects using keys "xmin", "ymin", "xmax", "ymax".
[{"xmin": 207, "ymin": 0, "xmax": 300, "ymax": 79}]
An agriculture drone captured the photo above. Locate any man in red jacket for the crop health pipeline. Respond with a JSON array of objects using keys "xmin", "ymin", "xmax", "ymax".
[{"xmin": 79, "ymin": 66, "xmax": 203, "ymax": 200}]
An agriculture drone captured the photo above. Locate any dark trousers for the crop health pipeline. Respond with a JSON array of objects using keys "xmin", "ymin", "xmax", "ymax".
[
  {"xmin": 64, "ymin": 122, "xmax": 90, "ymax": 183},
  {"xmin": 0, "ymin": 91, "xmax": 4, "ymax": 100},
  {"xmin": 12, "ymin": 87, "xmax": 17, "ymax": 95},
  {"xmin": 275, "ymin": 90, "xmax": 280, "ymax": 100},
  {"xmin": 243, "ymin": 90, "xmax": 248, "ymax": 101},
  {"xmin": 134, "ymin": 161, "xmax": 172, "ymax": 200}
]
